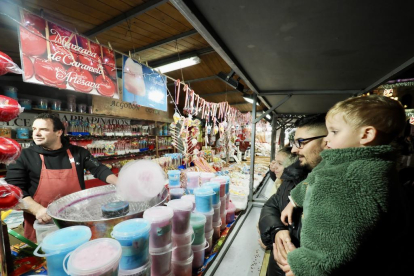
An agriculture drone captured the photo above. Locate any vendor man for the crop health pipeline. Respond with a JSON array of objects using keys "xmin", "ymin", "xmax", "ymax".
[{"xmin": 6, "ymin": 113, "xmax": 118, "ymax": 242}]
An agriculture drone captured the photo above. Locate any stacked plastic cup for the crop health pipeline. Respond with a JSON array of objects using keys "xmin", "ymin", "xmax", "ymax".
[
  {"xmin": 167, "ymin": 170, "xmax": 181, "ymax": 188},
  {"xmin": 211, "ymin": 177, "xmax": 227, "ymax": 230},
  {"xmin": 167, "ymin": 199, "xmax": 194, "ymax": 276},
  {"xmin": 111, "ymin": 219, "xmax": 151, "ymax": 272},
  {"xmin": 143, "ymin": 206, "xmax": 174, "ymax": 276},
  {"xmin": 190, "ymin": 213, "xmax": 207, "ymax": 270},
  {"xmin": 200, "ymin": 172, "xmax": 215, "ymax": 184},
  {"xmin": 170, "ymin": 187, "xmax": 185, "ymax": 200},
  {"xmin": 226, "ymin": 201, "xmax": 237, "ymax": 224},
  {"xmin": 186, "ymin": 172, "xmax": 200, "ymax": 194},
  {"xmin": 202, "ymin": 182, "xmax": 221, "ymax": 242},
  {"xmin": 181, "ymin": 194, "xmax": 196, "ymax": 212}
]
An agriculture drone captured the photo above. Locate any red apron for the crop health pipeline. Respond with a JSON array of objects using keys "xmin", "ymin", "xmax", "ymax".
[{"xmin": 24, "ymin": 149, "xmax": 82, "ymax": 242}]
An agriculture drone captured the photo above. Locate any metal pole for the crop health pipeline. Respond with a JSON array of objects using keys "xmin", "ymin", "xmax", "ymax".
[
  {"xmin": 248, "ymin": 93, "xmax": 257, "ymax": 202},
  {"xmin": 270, "ymin": 115, "xmax": 277, "ymax": 161},
  {"xmin": 280, "ymin": 126, "xmax": 286, "ymax": 147}
]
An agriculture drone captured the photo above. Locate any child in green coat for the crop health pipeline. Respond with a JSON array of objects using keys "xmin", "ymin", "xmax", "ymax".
[{"xmin": 279, "ymin": 95, "xmax": 408, "ymax": 276}]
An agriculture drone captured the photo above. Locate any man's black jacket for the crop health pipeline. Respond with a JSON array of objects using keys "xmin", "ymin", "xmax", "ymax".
[{"xmin": 259, "ymin": 160, "xmax": 310, "ymax": 276}]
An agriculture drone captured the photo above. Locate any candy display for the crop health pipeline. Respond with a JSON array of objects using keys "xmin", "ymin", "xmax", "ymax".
[{"xmin": 0, "ymin": 137, "xmax": 22, "ymax": 165}]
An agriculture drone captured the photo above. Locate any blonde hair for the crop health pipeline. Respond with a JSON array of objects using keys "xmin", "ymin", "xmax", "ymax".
[
  {"xmin": 274, "ymin": 147, "xmax": 297, "ymax": 191},
  {"xmin": 327, "ymin": 95, "xmax": 406, "ymax": 144}
]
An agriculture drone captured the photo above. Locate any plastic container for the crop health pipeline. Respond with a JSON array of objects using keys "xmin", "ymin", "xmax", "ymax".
[
  {"xmin": 167, "ymin": 170, "xmax": 181, "ymax": 187},
  {"xmin": 118, "ymin": 261, "xmax": 151, "ymax": 276},
  {"xmin": 181, "ymin": 194, "xmax": 195, "ymax": 211},
  {"xmin": 172, "ymin": 228, "xmax": 194, "ymax": 247},
  {"xmin": 220, "ymin": 210, "xmax": 227, "ymax": 230},
  {"xmin": 202, "ymin": 182, "xmax": 220, "ymax": 205},
  {"xmin": 64, "ymin": 238, "xmax": 122, "ymax": 276},
  {"xmin": 191, "ymin": 240, "xmax": 208, "ymax": 270},
  {"xmin": 51, "ymin": 99, "xmax": 62, "ymax": 111},
  {"xmin": 16, "ymin": 127, "xmax": 29, "ymax": 139},
  {"xmin": 33, "ymin": 226, "xmax": 91, "ymax": 276},
  {"xmin": 101, "ymin": 201, "xmax": 129, "ymax": 218},
  {"xmin": 167, "ymin": 199, "xmax": 193, "ymax": 235},
  {"xmin": 226, "ymin": 202, "xmax": 236, "ymax": 224},
  {"xmin": 211, "ymin": 177, "xmax": 226, "ymax": 197},
  {"xmin": 205, "ymin": 229, "xmax": 214, "ymax": 254},
  {"xmin": 33, "ymin": 220, "xmax": 59, "ymax": 244},
  {"xmin": 67, "ymin": 94, "xmax": 76, "ymax": 104},
  {"xmin": 186, "ymin": 172, "xmax": 200, "ymax": 189},
  {"xmin": 19, "ymin": 98, "xmax": 32, "ymax": 110},
  {"xmin": 149, "ymin": 243, "xmax": 172, "ymax": 276},
  {"xmin": 38, "ymin": 98, "xmax": 48, "ymax": 109},
  {"xmin": 172, "ymin": 254, "xmax": 193, "ymax": 276},
  {"xmin": 226, "ymin": 193, "xmax": 230, "ymax": 208},
  {"xmin": 143, "ymin": 206, "xmax": 174, "ymax": 249},
  {"xmin": 172, "ymin": 242, "xmax": 192, "ymax": 261},
  {"xmin": 194, "ymin": 187, "xmax": 214, "ymax": 213},
  {"xmin": 78, "ymin": 103, "xmax": 87, "ymax": 113},
  {"xmin": 213, "ymin": 220, "xmax": 221, "ymax": 240},
  {"xmin": 220, "ymin": 176, "xmax": 230, "ymax": 194},
  {"xmin": 220, "ymin": 196, "xmax": 227, "ymax": 215},
  {"xmin": 212, "ymin": 202, "xmax": 221, "ymax": 223},
  {"xmin": 67, "ymin": 102, "xmax": 76, "ymax": 112},
  {"xmin": 88, "ymin": 106, "xmax": 93, "ymax": 114},
  {"xmin": 3, "ymin": 86, "xmax": 17, "ymax": 99},
  {"xmin": 190, "ymin": 213, "xmax": 206, "ymax": 245},
  {"xmin": 170, "ymin": 188, "xmax": 185, "ymax": 200},
  {"xmin": 200, "ymin": 172, "xmax": 215, "ymax": 184},
  {"xmin": 201, "ymin": 209, "xmax": 214, "ymax": 233},
  {"xmin": 111, "ymin": 219, "xmax": 151, "ymax": 270}
]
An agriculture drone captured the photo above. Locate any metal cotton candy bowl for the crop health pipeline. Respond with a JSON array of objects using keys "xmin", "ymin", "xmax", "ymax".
[{"xmin": 47, "ymin": 185, "xmax": 168, "ymax": 239}]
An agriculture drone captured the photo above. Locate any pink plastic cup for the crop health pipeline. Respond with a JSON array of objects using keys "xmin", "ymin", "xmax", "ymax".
[
  {"xmin": 220, "ymin": 196, "xmax": 227, "ymax": 215},
  {"xmin": 181, "ymin": 195, "xmax": 196, "ymax": 212},
  {"xmin": 226, "ymin": 202, "xmax": 236, "ymax": 224},
  {"xmin": 200, "ymin": 172, "xmax": 215, "ymax": 184},
  {"xmin": 212, "ymin": 220, "xmax": 221, "ymax": 240},
  {"xmin": 199, "ymin": 209, "xmax": 214, "ymax": 233},
  {"xmin": 186, "ymin": 172, "xmax": 200, "ymax": 189},
  {"xmin": 167, "ymin": 199, "xmax": 193, "ymax": 235},
  {"xmin": 212, "ymin": 202, "xmax": 221, "ymax": 223},
  {"xmin": 211, "ymin": 177, "xmax": 226, "ymax": 197},
  {"xmin": 226, "ymin": 193, "xmax": 230, "ymax": 208},
  {"xmin": 220, "ymin": 211, "xmax": 227, "ymax": 230},
  {"xmin": 172, "ymin": 254, "xmax": 193, "ymax": 276},
  {"xmin": 143, "ymin": 206, "xmax": 174, "ymax": 249}
]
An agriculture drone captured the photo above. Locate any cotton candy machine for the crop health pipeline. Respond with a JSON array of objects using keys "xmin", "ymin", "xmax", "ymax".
[{"xmin": 47, "ymin": 185, "xmax": 168, "ymax": 239}]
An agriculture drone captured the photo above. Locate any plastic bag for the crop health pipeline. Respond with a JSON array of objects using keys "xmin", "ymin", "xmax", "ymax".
[
  {"xmin": 0, "ymin": 95, "xmax": 24, "ymax": 122},
  {"xmin": 0, "ymin": 51, "xmax": 23, "ymax": 76},
  {"xmin": 0, "ymin": 180, "xmax": 24, "ymax": 210},
  {"xmin": 0, "ymin": 137, "xmax": 22, "ymax": 165}
]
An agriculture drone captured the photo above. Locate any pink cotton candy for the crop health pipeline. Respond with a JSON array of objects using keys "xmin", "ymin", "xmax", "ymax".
[
  {"xmin": 117, "ymin": 160, "xmax": 166, "ymax": 202},
  {"xmin": 71, "ymin": 240, "xmax": 119, "ymax": 269}
]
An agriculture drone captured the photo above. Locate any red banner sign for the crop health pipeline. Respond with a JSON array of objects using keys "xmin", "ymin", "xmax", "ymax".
[{"xmin": 18, "ymin": 9, "xmax": 118, "ymax": 98}]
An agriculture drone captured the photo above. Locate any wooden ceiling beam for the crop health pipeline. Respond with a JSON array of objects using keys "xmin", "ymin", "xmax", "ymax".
[
  {"xmin": 132, "ymin": 29, "xmax": 198, "ymax": 54},
  {"xmin": 83, "ymin": 0, "xmax": 169, "ymax": 37}
]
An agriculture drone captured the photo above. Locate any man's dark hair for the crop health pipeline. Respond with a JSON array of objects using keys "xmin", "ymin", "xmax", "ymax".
[
  {"xmin": 35, "ymin": 113, "xmax": 65, "ymax": 132},
  {"xmin": 294, "ymin": 114, "xmax": 326, "ymax": 129}
]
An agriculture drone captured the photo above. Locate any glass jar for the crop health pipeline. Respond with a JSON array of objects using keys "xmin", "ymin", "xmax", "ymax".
[
  {"xmin": 19, "ymin": 99, "xmax": 32, "ymax": 110},
  {"xmin": 16, "ymin": 127, "xmax": 30, "ymax": 139},
  {"xmin": 67, "ymin": 102, "xmax": 76, "ymax": 112},
  {"xmin": 3, "ymin": 86, "xmax": 18, "ymax": 99},
  {"xmin": 51, "ymin": 100, "xmax": 62, "ymax": 111},
  {"xmin": 77, "ymin": 104, "xmax": 87, "ymax": 113},
  {"xmin": 38, "ymin": 98, "xmax": 48, "ymax": 109}
]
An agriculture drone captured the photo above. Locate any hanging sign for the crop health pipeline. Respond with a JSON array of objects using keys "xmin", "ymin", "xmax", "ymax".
[
  {"xmin": 122, "ymin": 56, "xmax": 167, "ymax": 111},
  {"xmin": 18, "ymin": 9, "xmax": 119, "ymax": 98}
]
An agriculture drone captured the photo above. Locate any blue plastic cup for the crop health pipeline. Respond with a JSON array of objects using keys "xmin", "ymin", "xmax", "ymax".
[
  {"xmin": 202, "ymin": 182, "xmax": 220, "ymax": 205},
  {"xmin": 111, "ymin": 219, "xmax": 151, "ymax": 270},
  {"xmin": 34, "ymin": 226, "xmax": 91, "ymax": 276},
  {"xmin": 193, "ymin": 187, "xmax": 215, "ymax": 213},
  {"xmin": 167, "ymin": 170, "xmax": 181, "ymax": 187}
]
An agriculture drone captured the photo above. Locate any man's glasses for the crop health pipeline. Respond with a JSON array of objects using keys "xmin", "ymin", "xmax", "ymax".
[{"xmin": 290, "ymin": 135, "xmax": 327, "ymax": 149}]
